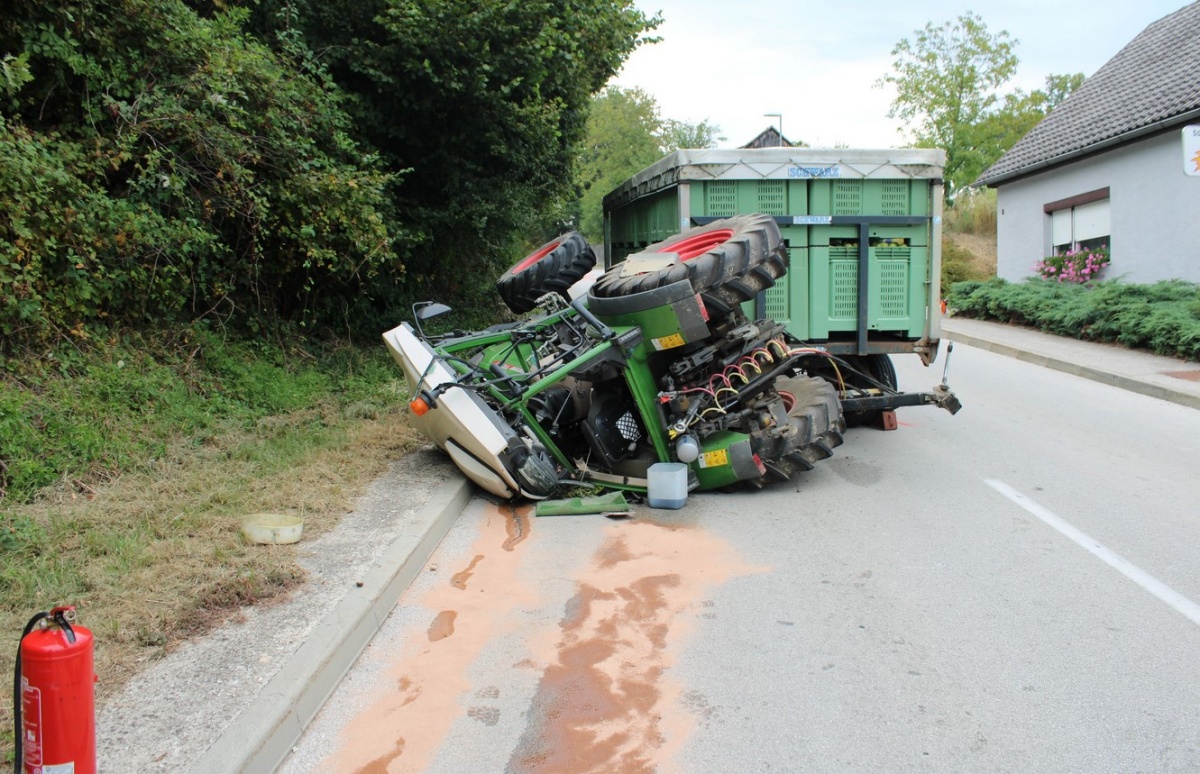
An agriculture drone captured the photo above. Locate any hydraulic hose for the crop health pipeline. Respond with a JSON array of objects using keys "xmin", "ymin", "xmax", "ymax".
[{"xmin": 13, "ymin": 612, "xmax": 49, "ymax": 774}]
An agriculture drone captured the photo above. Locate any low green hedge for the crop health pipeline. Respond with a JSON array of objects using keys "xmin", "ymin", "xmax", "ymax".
[{"xmin": 947, "ymin": 278, "xmax": 1200, "ymax": 362}]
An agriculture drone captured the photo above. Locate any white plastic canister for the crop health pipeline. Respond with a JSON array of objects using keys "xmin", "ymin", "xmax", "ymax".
[{"xmin": 647, "ymin": 462, "xmax": 688, "ymax": 509}]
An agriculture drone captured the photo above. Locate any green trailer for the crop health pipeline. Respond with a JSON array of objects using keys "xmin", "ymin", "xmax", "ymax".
[{"xmin": 602, "ymin": 148, "xmax": 947, "ymax": 366}]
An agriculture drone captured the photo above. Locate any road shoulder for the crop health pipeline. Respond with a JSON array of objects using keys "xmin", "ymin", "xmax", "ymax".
[{"xmin": 95, "ymin": 448, "xmax": 470, "ymax": 774}]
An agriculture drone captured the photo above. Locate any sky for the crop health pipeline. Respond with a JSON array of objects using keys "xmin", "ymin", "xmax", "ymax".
[{"xmin": 611, "ymin": 0, "xmax": 1194, "ymax": 148}]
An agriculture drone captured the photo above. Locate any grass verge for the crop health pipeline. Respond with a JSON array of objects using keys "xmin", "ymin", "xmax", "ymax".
[{"xmin": 0, "ymin": 327, "xmax": 420, "ymax": 764}]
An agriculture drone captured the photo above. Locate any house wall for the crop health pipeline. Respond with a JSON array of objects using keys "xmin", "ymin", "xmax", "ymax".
[{"xmin": 995, "ymin": 130, "xmax": 1200, "ymax": 283}]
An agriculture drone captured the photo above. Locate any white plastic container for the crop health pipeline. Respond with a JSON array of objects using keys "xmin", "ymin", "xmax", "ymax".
[
  {"xmin": 242, "ymin": 513, "xmax": 304, "ymax": 544},
  {"xmin": 647, "ymin": 462, "xmax": 688, "ymax": 509}
]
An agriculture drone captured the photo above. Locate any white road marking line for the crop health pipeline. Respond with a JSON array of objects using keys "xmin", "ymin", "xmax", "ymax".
[{"xmin": 986, "ymin": 479, "xmax": 1200, "ymax": 628}]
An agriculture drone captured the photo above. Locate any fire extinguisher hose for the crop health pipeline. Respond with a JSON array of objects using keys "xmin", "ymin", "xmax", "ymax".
[{"xmin": 12, "ymin": 609, "xmax": 76, "ymax": 774}]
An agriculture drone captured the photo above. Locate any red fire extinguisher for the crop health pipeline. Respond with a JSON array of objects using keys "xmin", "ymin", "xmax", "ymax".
[{"xmin": 13, "ymin": 606, "xmax": 95, "ymax": 774}]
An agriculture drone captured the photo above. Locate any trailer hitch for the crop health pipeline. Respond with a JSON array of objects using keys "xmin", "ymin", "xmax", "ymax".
[{"xmin": 839, "ymin": 386, "xmax": 961, "ymax": 416}]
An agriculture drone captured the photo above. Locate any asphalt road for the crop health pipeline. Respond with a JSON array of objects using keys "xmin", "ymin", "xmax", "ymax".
[{"xmin": 282, "ymin": 344, "xmax": 1200, "ymax": 773}]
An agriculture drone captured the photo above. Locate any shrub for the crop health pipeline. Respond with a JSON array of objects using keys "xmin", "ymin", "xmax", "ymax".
[
  {"xmin": 947, "ymin": 278, "xmax": 1200, "ymax": 362},
  {"xmin": 0, "ymin": 1, "xmax": 397, "ymax": 350}
]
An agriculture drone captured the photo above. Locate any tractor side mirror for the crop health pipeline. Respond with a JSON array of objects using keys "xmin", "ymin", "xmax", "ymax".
[
  {"xmin": 414, "ymin": 301, "xmax": 452, "ymax": 320},
  {"xmin": 412, "ymin": 301, "xmax": 453, "ymax": 338}
]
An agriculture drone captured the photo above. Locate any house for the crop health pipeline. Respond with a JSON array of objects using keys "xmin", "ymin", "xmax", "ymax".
[{"xmin": 976, "ymin": 1, "xmax": 1200, "ymax": 283}]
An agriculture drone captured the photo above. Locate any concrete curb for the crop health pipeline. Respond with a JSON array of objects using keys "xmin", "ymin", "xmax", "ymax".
[
  {"xmin": 190, "ymin": 475, "xmax": 473, "ymax": 774},
  {"xmin": 943, "ymin": 329, "xmax": 1200, "ymax": 412}
]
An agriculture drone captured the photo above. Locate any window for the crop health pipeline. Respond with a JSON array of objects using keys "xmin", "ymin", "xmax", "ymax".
[{"xmin": 1046, "ymin": 188, "xmax": 1110, "ymax": 253}]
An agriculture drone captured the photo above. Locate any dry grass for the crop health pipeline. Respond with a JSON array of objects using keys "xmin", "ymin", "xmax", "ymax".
[
  {"xmin": 0, "ymin": 406, "xmax": 421, "ymax": 764},
  {"xmin": 945, "ymin": 188, "xmax": 998, "ymax": 237},
  {"xmin": 942, "ymin": 190, "xmax": 999, "ymax": 284},
  {"xmin": 946, "ymin": 232, "xmax": 998, "ymax": 277}
]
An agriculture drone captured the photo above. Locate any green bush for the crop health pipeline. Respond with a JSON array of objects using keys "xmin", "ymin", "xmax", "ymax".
[
  {"xmin": 947, "ymin": 278, "xmax": 1200, "ymax": 361},
  {"xmin": 0, "ymin": 0, "xmax": 659, "ymax": 354},
  {"xmin": 0, "ymin": 1, "xmax": 399, "ymax": 348}
]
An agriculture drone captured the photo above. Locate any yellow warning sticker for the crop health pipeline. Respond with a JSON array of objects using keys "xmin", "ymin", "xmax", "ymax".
[
  {"xmin": 651, "ymin": 333, "xmax": 686, "ymax": 351},
  {"xmin": 698, "ymin": 448, "xmax": 729, "ymax": 469}
]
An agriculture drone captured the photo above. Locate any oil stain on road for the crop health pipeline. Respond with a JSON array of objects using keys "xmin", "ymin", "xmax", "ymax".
[
  {"xmin": 509, "ymin": 521, "xmax": 764, "ymax": 773},
  {"xmin": 326, "ymin": 503, "xmax": 538, "ymax": 773},
  {"xmin": 325, "ymin": 506, "xmax": 762, "ymax": 773}
]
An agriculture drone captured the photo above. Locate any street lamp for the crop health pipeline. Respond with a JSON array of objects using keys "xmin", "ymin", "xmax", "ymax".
[{"xmin": 763, "ymin": 113, "xmax": 783, "ymax": 145}]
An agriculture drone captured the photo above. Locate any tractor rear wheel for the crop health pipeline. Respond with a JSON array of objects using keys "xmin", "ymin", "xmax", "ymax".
[
  {"xmin": 496, "ymin": 232, "xmax": 596, "ymax": 315},
  {"xmin": 589, "ymin": 213, "xmax": 787, "ymax": 318},
  {"xmin": 775, "ymin": 375, "xmax": 845, "ymax": 473}
]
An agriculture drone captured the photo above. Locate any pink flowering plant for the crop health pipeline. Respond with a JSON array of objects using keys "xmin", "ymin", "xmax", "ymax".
[{"xmin": 1034, "ymin": 247, "xmax": 1111, "ymax": 283}]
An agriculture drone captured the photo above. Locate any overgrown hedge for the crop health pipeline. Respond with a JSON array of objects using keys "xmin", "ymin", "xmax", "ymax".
[
  {"xmin": 0, "ymin": 3, "xmax": 400, "ymax": 346},
  {"xmin": 0, "ymin": 0, "xmax": 655, "ymax": 353},
  {"xmin": 947, "ymin": 278, "xmax": 1200, "ymax": 362}
]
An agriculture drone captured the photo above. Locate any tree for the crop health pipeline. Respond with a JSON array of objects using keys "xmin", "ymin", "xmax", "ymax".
[
  {"xmin": 574, "ymin": 87, "xmax": 664, "ymax": 241},
  {"xmin": 0, "ymin": 0, "xmax": 396, "ymax": 344},
  {"xmin": 241, "ymin": 0, "xmax": 660, "ymax": 310},
  {"xmin": 661, "ymin": 118, "xmax": 725, "ymax": 152},
  {"xmin": 1043, "ymin": 72, "xmax": 1086, "ymax": 109},
  {"xmin": 0, "ymin": 0, "xmax": 661, "ymax": 345},
  {"xmin": 878, "ymin": 12, "xmax": 1019, "ymax": 197},
  {"xmin": 972, "ymin": 73, "xmax": 1085, "ymax": 168},
  {"xmin": 573, "ymin": 86, "xmax": 722, "ymax": 241}
]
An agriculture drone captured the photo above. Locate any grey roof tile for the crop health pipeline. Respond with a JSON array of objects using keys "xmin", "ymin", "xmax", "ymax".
[{"xmin": 978, "ymin": 1, "xmax": 1200, "ymax": 185}]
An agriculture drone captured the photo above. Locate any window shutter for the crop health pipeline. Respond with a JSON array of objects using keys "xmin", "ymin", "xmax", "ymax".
[
  {"xmin": 1051, "ymin": 209, "xmax": 1073, "ymax": 247},
  {"xmin": 1073, "ymin": 199, "xmax": 1110, "ymax": 242}
]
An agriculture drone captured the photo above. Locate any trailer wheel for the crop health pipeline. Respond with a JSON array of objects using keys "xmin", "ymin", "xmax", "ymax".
[
  {"xmin": 496, "ymin": 232, "xmax": 597, "ymax": 315},
  {"xmin": 589, "ymin": 214, "xmax": 787, "ymax": 317},
  {"xmin": 775, "ymin": 375, "xmax": 845, "ymax": 473},
  {"xmin": 843, "ymin": 354, "xmax": 898, "ymax": 428}
]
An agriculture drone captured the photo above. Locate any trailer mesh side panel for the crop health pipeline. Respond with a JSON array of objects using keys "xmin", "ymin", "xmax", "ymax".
[
  {"xmin": 832, "ymin": 181, "xmax": 862, "ymax": 215},
  {"xmin": 877, "ymin": 247, "xmax": 911, "ymax": 317},
  {"xmin": 706, "ymin": 181, "xmax": 736, "ymax": 217},
  {"xmin": 765, "ymin": 283, "xmax": 788, "ymax": 319},
  {"xmin": 830, "ymin": 246, "xmax": 858, "ymax": 318},
  {"xmin": 881, "ymin": 180, "xmax": 910, "ymax": 216},
  {"xmin": 757, "ymin": 180, "xmax": 787, "ymax": 215}
]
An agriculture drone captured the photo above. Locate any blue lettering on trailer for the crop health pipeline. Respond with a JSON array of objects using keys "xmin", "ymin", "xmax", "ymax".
[{"xmin": 787, "ymin": 165, "xmax": 841, "ymax": 178}]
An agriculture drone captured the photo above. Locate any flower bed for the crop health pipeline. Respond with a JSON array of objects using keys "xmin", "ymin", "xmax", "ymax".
[{"xmin": 1034, "ymin": 247, "xmax": 1110, "ymax": 283}]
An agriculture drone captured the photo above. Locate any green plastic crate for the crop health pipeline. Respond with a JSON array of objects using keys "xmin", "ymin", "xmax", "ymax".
[
  {"xmin": 751, "ymin": 245, "xmax": 810, "ymax": 338},
  {"xmin": 643, "ymin": 189, "xmax": 677, "ymax": 242},
  {"xmin": 690, "ymin": 180, "xmax": 808, "ymax": 218},
  {"xmin": 808, "ymin": 244, "xmax": 927, "ymax": 339},
  {"xmin": 809, "ymin": 179, "xmax": 930, "ymax": 217},
  {"xmin": 609, "ymin": 189, "xmax": 677, "ymax": 253},
  {"xmin": 808, "ymin": 224, "xmax": 928, "ymax": 249}
]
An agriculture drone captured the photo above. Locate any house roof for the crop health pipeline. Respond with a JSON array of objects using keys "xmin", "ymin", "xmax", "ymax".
[
  {"xmin": 977, "ymin": 1, "xmax": 1200, "ymax": 186},
  {"xmin": 740, "ymin": 126, "xmax": 792, "ymax": 149}
]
